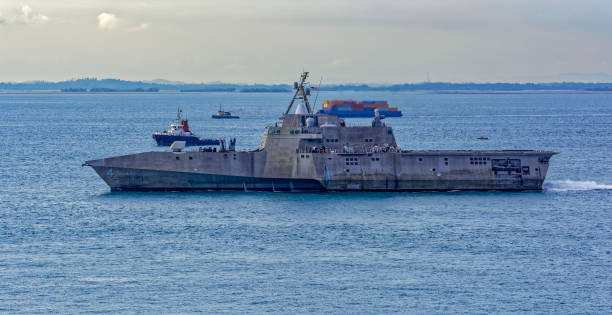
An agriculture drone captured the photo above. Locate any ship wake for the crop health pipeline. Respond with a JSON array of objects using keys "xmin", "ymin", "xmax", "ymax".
[{"xmin": 544, "ymin": 180, "xmax": 612, "ymax": 192}]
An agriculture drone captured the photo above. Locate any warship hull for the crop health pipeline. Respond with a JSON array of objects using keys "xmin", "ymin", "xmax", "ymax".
[{"xmin": 86, "ymin": 150, "xmax": 554, "ymax": 192}]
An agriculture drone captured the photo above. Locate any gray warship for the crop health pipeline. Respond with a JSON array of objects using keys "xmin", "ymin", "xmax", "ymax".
[{"xmin": 85, "ymin": 72, "xmax": 557, "ymax": 192}]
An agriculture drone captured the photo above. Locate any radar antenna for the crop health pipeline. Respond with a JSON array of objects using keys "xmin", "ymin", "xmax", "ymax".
[{"xmin": 285, "ymin": 71, "xmax": 312, "ymax": 115}]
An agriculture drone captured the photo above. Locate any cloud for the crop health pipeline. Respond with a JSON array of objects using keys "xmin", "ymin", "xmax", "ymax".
[
  {"xmin": 97, "ymin": 13, "xmax": 149, "ymax": 31},
  {"xmin": 1, "ymin": 4, "xmax": 48, "ymax": 25},
  {"xmin": 16, "ymin": 5, "xmax": 48, "ymax": 24},
  {"xmin": 97, "ymin": 12, "xmax": 119, "ymax": 30},
  {"xmin": 128, "ymin": 23, "xmax": 150, "ymax": 32}
]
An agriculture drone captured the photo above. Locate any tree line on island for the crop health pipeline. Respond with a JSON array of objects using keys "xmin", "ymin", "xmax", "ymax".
[{"xmin": 1, "ymin": 78, "xmax": 611, "ymax": 92}]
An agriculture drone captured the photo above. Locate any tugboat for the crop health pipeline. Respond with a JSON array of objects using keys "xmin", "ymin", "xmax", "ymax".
[
  {"xmin": 211, "ymin": 105, "xmax": 240, "ymax": 119},
  {"xmin": 152, "ymin": 108, "xmax": 220, "ymax": 146}
]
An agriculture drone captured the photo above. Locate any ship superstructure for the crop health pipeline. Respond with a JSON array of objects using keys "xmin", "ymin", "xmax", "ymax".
[{"xmin": 86, "ymin": 72, "xmax": 556, "ymax": 191}]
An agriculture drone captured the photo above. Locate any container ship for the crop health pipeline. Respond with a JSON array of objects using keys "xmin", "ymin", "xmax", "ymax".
[{"xmin": 317, "ymin": 100, "xmax": 402, "ymax": 117}]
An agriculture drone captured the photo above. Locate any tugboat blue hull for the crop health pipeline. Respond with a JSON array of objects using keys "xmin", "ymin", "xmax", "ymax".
[{"xmin": 153, "ymin": 134, "xmax": 220, "ymax": 146}]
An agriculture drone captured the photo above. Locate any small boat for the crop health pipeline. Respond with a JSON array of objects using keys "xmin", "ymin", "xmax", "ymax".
[
  {"xmin": 477, "ymin": 137, "xmax": 489, "ymax": 140},
  {"xmin": 212, "ymin": 105, "xmax": 240, "ymax": 119},
  {"xmin": 152, "ymin": 108, "xmax": 220, "ymax": 146}
]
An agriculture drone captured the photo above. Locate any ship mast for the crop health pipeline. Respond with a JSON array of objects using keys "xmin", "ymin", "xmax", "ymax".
[{"xmin": 285, "ymin": 71, "xmax": 312, "ymax": 115}]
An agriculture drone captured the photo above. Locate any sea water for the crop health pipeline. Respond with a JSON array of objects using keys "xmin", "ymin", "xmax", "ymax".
[{"xmin": 0, "ymin": 91, "xmax": 611, "ymax": 313}]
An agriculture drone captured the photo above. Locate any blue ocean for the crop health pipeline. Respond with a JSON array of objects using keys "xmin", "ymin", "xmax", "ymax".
[{"xmin": 1, "ymin": 91, "xmax": 611, "ymax": 313}]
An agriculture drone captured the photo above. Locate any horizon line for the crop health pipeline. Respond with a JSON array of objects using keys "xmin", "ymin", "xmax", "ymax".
[{"xmin": 2, "ymin": 78, "xmax": 612, "ymax": 85}]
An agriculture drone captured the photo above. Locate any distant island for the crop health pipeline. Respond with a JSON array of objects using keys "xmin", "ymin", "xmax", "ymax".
[{"xmin": 1, "ymin": 77, "xmax": 612, "ymax": 93}]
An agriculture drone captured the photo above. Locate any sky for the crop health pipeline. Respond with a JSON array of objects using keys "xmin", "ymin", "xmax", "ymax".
[{"xmin": 1, "ymin": 0, "xmax": 611, "ymax": 84}]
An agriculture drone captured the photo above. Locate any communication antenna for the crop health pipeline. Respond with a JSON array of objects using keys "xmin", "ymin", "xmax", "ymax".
[{"xmin": 312, "ymin": 76, "xmax": 323, "ymax": 112}]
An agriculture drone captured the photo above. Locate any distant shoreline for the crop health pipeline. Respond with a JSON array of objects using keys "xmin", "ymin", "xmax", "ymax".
[
  {"xmin": 1, "ymin": 78, "xmax": 611, "ymax": 93},
  {"xmin": 428, "ymin": 90, "xmax": 612, "ymax": 94},
  {"xmin": 2, "ymin": 89, "xmax": 612, "ymax": 95}
]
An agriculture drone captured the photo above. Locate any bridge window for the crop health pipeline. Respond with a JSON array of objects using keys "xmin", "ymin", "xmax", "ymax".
[
  {"xmin": 345, "ymin": 157, "xmax": 359, "ymax": 165},
  {"xmin": 471, "ymin": 157, "xmax": 489, "ymax": 165}
]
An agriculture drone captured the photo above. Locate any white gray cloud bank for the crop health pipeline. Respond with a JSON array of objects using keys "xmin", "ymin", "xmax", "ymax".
[
  {"xmin": 97, "ymin": 12, "xmax": 149, "ymax": 31},
  {"xmin": 0, "ymin": 4, "xmax": 48, "ymax": 25},
  {"xmin": 97, "ymin": 12, "xmax": 118, "ymax": 30}
]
